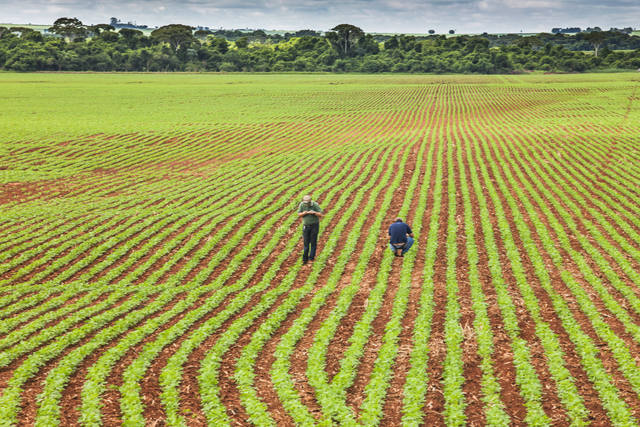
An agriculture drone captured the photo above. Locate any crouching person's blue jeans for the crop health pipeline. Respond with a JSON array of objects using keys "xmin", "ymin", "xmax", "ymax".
[{"xmin": 389, "ymin": 236, "xmax": 414, "ymax": 254}]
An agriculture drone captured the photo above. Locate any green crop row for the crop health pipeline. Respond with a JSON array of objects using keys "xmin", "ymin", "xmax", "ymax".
[
  {"xmin": 68, "ymin": 146, "xmax": 362, "ymax": 426},
  {"xmin": 194, "ymin": 144, "xmax": 389, "ymax": 427},
  {"xmin": 270, "ymin": 145, "xmax": 403, "ymax": 426},
  {"xmin": 114, "ymin": 145, "xmax": 369, "ymax": 425},
  {"xmin": 306, "ymin": 142, "xmax": 411, "ymax": 426},
  {"xmin": 358, "ymin": 132, "xmax": 431, "ymax": 426},
  {"xmin": 487, "ymin": 133, "xmax": 640, "ymax": 422},
  {"xmin": 400, "ymin": 136, "xmax": 444, "ymax": 426},
  {"xmin": 232, "ymin": 146, "xmax": 393, "ymax": 426},
  {"xmin": 469, "ymin": 124, "xmax": 635, "ymax": 424}
]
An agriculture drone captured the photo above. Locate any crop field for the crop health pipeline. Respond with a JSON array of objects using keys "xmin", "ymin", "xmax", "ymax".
[{"xmin": 0, "ymin": 72, "xmax": 639, "ymax": 426}]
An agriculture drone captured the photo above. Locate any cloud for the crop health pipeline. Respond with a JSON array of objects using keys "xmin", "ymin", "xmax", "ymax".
[{"xmin": 0, "ymin": 0, "xmax": 638, "ymax": 32}]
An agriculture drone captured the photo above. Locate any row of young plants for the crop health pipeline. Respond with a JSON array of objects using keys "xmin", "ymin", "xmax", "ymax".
[
  {"xmin": 63, "ymin": 146, "xmax": 307, "ymax": 285},
  {"xmin": 468, "ymin": 123, "xmax": 636, "ymax": 424},
  {"xmin": 454, "ymin": 125, "xmax": 510, "ymax": 424},
  {"xmin": 338, "ymin": 92, "xmax": 444, "ymax": 426},
  {"xmin": 114, "ymin": 146, "xmax": 366, "ymax": 425},
  {"xmin": 490, "ymin": 133, "xmax": 640, "ymax": 411},
  {"xmin": 533, "ymin": 133, "xmax": 640, "ymax": 234},
  {"xmin": 135, "ymin": 148, "xmax": 353, "ymax": 286},
  {"xmin": 0, "ymin": 284, "xmax": 163, "ymax": 424},
  {"xmin": 268, "ymin": 145, "xmax": 403, "ymax": 426},
  {"xmin": 0, "ymin": 182, "xmax": 206, "ymax": 311},
  {"xmin": 0, "ymin": 286, "xmax": 136, "ymax": 369},
  {"xmin": 0, "ymin": 216, "xmax": 87, "ymax": 264},
  {"xmin": 0, "ymin": 214, "xmax": 125, "ymax": 282},
  {"xmin": 8, "ymin": 134, "xmax": 350, "ymax": 424},
  {"xmin": 0, "ymin": 281, "xmax": 74, "ymax": 320},
  {"xmin": 1, "ymin": 135, "xmax": 311, "ymax": 294},
  {"xmin": 34, "ymin": 284, "xmax": 191, "ymax": 426},
  {"xmin": 34, "ymin": 146, "xmax": 342, "ymax": 424},
  {"xmin": 512, "ymin": 135, "xmax": 640, "ymax": 327},
  {"xmin": 318, "ymin": 142, "xmax": 418, "ymax": 419},
  {"xmin": 0, "ymin": 155, "xmax": 235, "ymax": 296},
  {"xmin": 3, "ymin": 102, "xmax": 380, "ymax": 290},
  {"xmin": 459, "ymin": 91, "xmax": 602, "ymax": 425},
  {"xmin": 467, "ymin": 86, "xmax": 640, "ymax": 260},
  {"xmin": 552, "ymin": 135, "xmax": 640, "ymax": 250},
  {"xmin": 58, "ymin": 147, "xmax": 360, "ymax": 425},
  {"xmin": 305, "ymin": 142, "xmax": 412, "ymax": 426},
  {"xmin": 0, "ymin": 284, "xmax": 111, "ymax": 353},
  {"xmin": 4, "ymin": 116, "xmax": 301, "ymax": 214},
  {"xmin": 441, "ymin": 128, "xmax": 466, "ymax": 426},
  {"xmin": 457, "ymin": 124, "xmax": 555, "ymax": 425},
  {"xmin": 357, "ymin": 133, "xmax": 432, "ymax": 425},
  {"xmin": 0, "ymin": 283, "xmax": 88, "ymax": 337},
  {"xmin": 4, "ymin": 77, "xmax": 638, "ymax": 425},
  {"xmin": 464, "ymin": 87, "xmax": 640, "ymax": 422},
  {"xmin": 193, "ymin": 144, "xmax": 390, "ymax": 426},
  {"xmin": 466, "ymin": 113, "xmax": 611, "ymax": 425},
  {"xmin": 232, "ymin": 146, "xmax": 395, "ymax": 426},
  {"xmin": 569, "ymin": 134, "xmax": 640, "ymax": 201},
  {"xmin": 528, "ymin": 137, "xmax": 640, "ymax": 273},
  {"xmin": 400, "ymin": 131, "xmax": 444, "ymax": 425}
]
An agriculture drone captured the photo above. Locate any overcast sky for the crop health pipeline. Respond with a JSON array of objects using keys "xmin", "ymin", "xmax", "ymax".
[{"xmin": 1, "ymin": 0, "xmax": 638, "ymax": 34}]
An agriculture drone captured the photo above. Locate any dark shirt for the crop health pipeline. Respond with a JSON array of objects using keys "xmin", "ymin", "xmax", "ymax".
[{"xmin": 389, "ymin": 221, "xmax": 412, "ymax": 244}]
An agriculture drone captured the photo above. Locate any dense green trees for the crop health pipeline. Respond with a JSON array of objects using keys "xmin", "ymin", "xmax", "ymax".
[
  {"xmin": 1, "ymin": 18, "xmax": 639, "ymax": 72},
  {"xmin": 48, "ymin": 17, "xmax": 87, "ymax": 41}
]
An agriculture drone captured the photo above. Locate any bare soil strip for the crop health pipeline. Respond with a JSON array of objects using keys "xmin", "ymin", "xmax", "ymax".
[
  {"xmin": 481, "ymin": 131, "xmax": 636, "ymax": 422},
  {"xmin": 488, "ymin": 136, "xmax": 640, "ymax": 420},
  {"xmin": 421, "ymin": 133, "xmax": 448, "ymax": 427},
  {"xmin": 507, "ymin": 137, "xmax": 640, "ymax": 327},
  {"xmin": 379, "ymin": 137, "xmax": 439, "ymax": 424},
  {"xmin": 252, "ymin": 145, "xmax": 401, "ymax": 423},
  {"xmin": 344, "ymin": 140, "xmax": 420, "ymax": 414},
  {"xmin": 97, "ymin": 152, "xmax": 355, "ymax": 424},
  {"xmin": 15, "ymin": 291, "xmax": 156, "ymax": 425}
]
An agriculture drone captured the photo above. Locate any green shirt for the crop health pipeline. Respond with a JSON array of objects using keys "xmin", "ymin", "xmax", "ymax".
[{"xmin": 298, "ymin": 201, "xmax": 322, "ymax": 225}]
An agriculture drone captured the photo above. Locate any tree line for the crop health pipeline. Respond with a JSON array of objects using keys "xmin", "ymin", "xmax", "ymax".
[{"xmin": 1, "ymin": 18, "xmax": 639, "ymax": 73}]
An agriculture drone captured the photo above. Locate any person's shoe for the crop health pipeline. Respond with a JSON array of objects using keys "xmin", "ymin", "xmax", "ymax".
[
  {"xmin": 303, "ymin": 259, "xmax": 308, "ymax": 265},
  {"xmin": 309, "ymin": 258, "xmax": 314, "ymax": 262},
  {"xmin": 400, "ymin": 253, "xmax": 404, "ymax": 257}
]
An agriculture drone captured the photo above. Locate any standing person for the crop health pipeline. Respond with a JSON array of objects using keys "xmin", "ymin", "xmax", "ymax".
[
  {"xmin": 388, "ymin": 217, "xmax": 414, "ymax": 257},
  {"xmin": 298, "ymin": 195, "xmax": 323, "ymax": 264}
]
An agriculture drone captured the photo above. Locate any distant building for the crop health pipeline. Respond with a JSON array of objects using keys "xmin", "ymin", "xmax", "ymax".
[
  {"xmin": 109, "ymin": 17, "xmax": 148, "ymax": 30},
  {"xmin": 551, "ymin": 27, "xmax": 582, "ymax": 34}
]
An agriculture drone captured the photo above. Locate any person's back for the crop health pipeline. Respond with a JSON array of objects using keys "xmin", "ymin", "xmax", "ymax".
[{"xmin": 388, "ymin": 218, "xmax": 414, "ymax": 257}]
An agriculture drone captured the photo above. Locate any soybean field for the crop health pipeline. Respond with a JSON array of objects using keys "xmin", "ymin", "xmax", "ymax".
[{"xmin": 1, "ymin": 73, "xmax": 640, "ymax": 426}]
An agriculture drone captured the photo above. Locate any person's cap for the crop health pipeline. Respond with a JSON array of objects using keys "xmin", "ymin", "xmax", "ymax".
[
  {"xmin": 302, "ymin": 195, "xmax": 312, "ymax": 202},
  {"xmin": 395, "ymin": 217, "xmax": 403, "ymax": 222}
]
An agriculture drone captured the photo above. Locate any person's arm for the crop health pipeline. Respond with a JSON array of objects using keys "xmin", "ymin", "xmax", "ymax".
[
  {"xmin": 406, "ymin": 224, "xmax": 414, "ymax": 238},
  {"xmin": 312, "ymin": 203, "xmax": 324, "ymax": 218},
  {"xmin": 298, "ymin": 204, "xmax": 310, "ymax": 218}
]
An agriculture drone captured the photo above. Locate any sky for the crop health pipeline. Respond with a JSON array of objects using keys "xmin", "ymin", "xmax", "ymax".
[{"xmin": 1, "ymin": 0, "xmax": 638, "ymax": 34}]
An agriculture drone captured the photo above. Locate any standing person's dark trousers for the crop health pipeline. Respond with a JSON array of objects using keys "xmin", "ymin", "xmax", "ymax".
[{"xmin": 303, "ymin": 222, "xmax": 319, "ymax": 262}]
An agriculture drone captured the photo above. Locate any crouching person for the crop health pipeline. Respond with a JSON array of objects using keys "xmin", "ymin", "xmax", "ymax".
[{"xmin": 388, "ymin": 217, "xmax": 414, "ymax": 257}]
